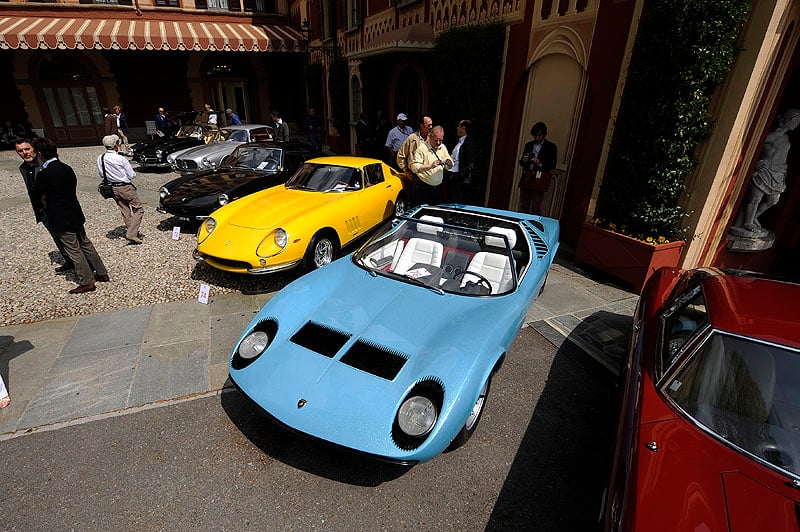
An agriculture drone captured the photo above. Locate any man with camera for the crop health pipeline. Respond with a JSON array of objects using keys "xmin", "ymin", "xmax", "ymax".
[{"xmin": 410, "ymin": 125, "xmax": 453, "ymax": 206}]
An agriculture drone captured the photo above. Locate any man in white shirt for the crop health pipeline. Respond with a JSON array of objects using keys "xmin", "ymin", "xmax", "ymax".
[
  {"xmin": 98, "ymin": 134, "xmax": 144, "ymax": 244},
  {"xmin": 411, "ymin": 125, "xmax": 452, "ymax": 206},
  {"xmin": 385, "ymin": 113, "xmax": 413, "ymax": 168}
]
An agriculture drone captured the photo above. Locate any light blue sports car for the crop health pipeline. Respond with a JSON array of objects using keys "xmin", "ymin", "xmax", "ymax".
[{"xmin": 228, "ymin": 204, "xmax": 560, "ymax": 464}]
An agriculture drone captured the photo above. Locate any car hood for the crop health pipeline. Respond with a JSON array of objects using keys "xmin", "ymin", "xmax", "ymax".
[
  {"xmin": 230, "ymin": 259, "xmax": 519, "ymax": 461},
  {"xmin": 163, "ymin": 170, "xmax": 263, "ymax": 203},
  {"xmin": 177, "ymin": 141, "xmax": 242, "ymax": 160},
  {"xmin": 140, "ymin": 137, "xmax": 199, "ymax": 154},
  {"xmin": 221, "ymin": 187, "xmax": 337, "ymax": 230}
]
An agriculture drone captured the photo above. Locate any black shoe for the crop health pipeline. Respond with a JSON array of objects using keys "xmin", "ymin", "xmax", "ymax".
[{"xmin": 56, "ymin": 264, "xmax": 75, "ymax": 273}]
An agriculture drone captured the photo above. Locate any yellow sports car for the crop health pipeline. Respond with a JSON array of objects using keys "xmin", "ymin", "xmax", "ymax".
[{"xmin": 194, "ymin": 156, "xmax": 410, "ymax": 274}]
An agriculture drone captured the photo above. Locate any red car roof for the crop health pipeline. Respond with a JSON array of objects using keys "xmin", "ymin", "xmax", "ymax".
[{"xmin": 703, "ymin": 274, "xmax": 800, "ymax": 349}]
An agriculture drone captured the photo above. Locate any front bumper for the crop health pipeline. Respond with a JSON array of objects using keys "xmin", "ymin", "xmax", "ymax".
[
  {"xmin": 229, "ymin": 374, "xmax": 418, "ymax": 466},
  {"xmin": 193, "ymin": 248, "xmax": 301, "ymax": 274}
]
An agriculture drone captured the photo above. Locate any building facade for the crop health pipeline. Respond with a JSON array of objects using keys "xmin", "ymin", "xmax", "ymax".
[
  {"xmin": 0, "ymin": 0, "xmax": 306, "ymax": 143},
  {"xmin": 298, "ymin": 0, "xmax": 800, "ymax": 278}
]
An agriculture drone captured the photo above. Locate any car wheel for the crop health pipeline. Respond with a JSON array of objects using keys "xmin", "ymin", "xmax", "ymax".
[
  {"xmin": 538, "ymin": 271, "xmax": 549, "ymax": 296},
  {"xmin": 304, "ymin": 232, "xmax": 338, "ymax": 271},
  {"xmin": 394, "ymin": 195, "xmax": 407, "ymax": 216},
  {"xmin": 447, "ymin": 374, "xmax": 492, "ymax": 451}
]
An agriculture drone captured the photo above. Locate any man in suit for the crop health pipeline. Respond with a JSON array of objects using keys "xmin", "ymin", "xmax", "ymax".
[
  {"xmin": 154, "ymin": 107, "xmax": 172, "ymax": 137},
  {"xmin": 31, "ymin": 138, "xmax": 110, "ymax": 294},
  {"xmin": 16, "ymin": 137, "xmax": 75, "ymax": 272},
  {"xmin": 447, "ymin": 119, "xmax": 478, "ymax": 205},
  {"xmin": 518, "ymin": 121, "xmax": 557, "ymax": 214},
  {"xmin": 271, "ymin": 110, "xmax": 290, "ymax": 141}
]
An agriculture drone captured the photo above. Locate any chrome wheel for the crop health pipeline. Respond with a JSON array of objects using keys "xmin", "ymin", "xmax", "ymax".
[
  {"xmin": 465, "ymin": 379, "xmax": 489, "ymax": 431},
  {"xmin": 313, "ymin": 237, "xmax": 334, "ymax": 268},
  {"xmin": 394, "ymin": 195, "xmax": 407, "ymax": 216}
]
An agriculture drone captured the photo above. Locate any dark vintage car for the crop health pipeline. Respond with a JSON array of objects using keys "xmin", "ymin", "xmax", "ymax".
[
  {"xmin": 157, "ymin": 141, "xmax": 319, "ymax": 221},
  {"xmin": 132, "ymin": 124, "xmax": 219, "ymax": 169},
  {"xmin": 603, "ymin": 268, "xmax": 800, "ymax": 531}
]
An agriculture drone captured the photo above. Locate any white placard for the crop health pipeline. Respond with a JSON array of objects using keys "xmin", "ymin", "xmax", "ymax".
[
  {"xmin": 197, "ymin": 283, "xmax": 210, "ymax": 304},
  {"xmin": 172, "ymin": 226, "xmax": 181, "ymax": 240}
]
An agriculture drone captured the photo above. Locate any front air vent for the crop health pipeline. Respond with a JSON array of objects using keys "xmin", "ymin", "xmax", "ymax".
[
  {"xmin": 523, "ymin": 223, "xmax": 548, "ymax": 259},
  {"xmin": 340, "ymin": 339, "xmax": 408, "ymax": 380},
  {"xmin": 290, "ymin": 321, "xmax": 351, "ymax": 358}
]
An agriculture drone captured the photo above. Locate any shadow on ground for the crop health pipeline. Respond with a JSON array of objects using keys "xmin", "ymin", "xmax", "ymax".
[
  {"xmin": 486, "ymin": 338, "xmax": 620, "ymax": 531},
  {"xmin": 220, "ymin": 385, "xmax": 410, "ymax": 486}
]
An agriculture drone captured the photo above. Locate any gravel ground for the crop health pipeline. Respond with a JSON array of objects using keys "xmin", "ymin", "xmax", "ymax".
[{"xmin": 0, "ymin": 145, "xmax": 302, "ymax": 326}]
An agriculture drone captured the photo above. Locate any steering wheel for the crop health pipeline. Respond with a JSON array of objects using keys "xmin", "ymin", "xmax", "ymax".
[{"xmin": 453, "ymin": 270, "xmax": 493, "ymax": 294}]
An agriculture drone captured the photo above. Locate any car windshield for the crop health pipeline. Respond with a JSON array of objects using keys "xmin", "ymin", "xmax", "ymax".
[
  {"xmin": 224, "ymin": 146, "xmax": 282, "ymax": 171},
  {"xmin": 286, "ymin": 163, "xmax": 360, "ymax": 192},
  {"xmin": 666, "ymin": 331, "xmax": 800, "ymax": 476},
  {"xmin": 353, "ymin": 214, "xmax": 520, "ymax": 296},
  {"xmin": 177, "ymin": 125, "xmax": 203, "ymax": 138},
  {"xmin": 219, "ymin": 129, "xmax": 249, "ymax": 142}
]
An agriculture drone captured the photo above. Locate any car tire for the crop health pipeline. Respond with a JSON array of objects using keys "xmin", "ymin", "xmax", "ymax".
[
  {"xmin": 394, "ymin": 194, "xmax": 407, "ymax": 216},
  {"xmin": 447, "ymin": 374, "xmax": 492, "ymax": 451},
  {"xmin": 304, "ymin": 232, "xmax": 338, "ymax": 271}
]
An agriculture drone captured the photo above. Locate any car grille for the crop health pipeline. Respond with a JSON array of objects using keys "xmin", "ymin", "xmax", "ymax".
[
  {"xmin": 176, "ymin": 159, "xmax": 197, "ymax": 170},
  {"xmin": 135, "ymin": 154, "xmax": 162, "ymax": 165},
  {"xmin": 340, "ymin": 340, "xmax": 407, "ymax": 380},
  {"xmin": 204, "ymin": 255, "xmax": 253, "ymax": 270},
  {"xmin": 290, "ymin": 321, "xmax": 351, "ymax": 358}
]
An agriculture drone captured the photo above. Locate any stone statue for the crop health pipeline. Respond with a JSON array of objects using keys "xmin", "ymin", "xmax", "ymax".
[{"xmin": 730, "ymin": 108, "xmax": 800, "ymax": 239}]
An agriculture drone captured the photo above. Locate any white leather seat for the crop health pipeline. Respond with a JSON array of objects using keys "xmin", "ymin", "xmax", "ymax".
[
  {"xmin": 392, "ymin": 216, "xmax": 444, "ymax": 275},
  {"xmin": 463, "ymin": 226, "xmax": 517, "ymax": 294}
]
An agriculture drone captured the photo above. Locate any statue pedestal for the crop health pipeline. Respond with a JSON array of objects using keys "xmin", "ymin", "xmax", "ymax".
[{"xmin": 727, "ymin": 228, "xmax": 775, "ymax": 252}]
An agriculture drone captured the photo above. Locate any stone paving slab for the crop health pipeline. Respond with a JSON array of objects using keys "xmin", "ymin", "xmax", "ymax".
[{"xmin": 0, "ymin": 259, "xmax": 640, "ymax": 437}]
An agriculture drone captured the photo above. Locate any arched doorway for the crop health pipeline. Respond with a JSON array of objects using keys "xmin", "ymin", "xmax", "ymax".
[
  {"xmin": 393, "ymin": 65, "xmax": 423, "ymax": 124},
  {"xmin": 34, "ymin": 51, "xmax": 106, "ymax": 143}
]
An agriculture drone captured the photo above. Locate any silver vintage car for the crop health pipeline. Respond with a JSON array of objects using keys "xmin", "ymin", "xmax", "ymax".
[{"xmin": 168, "ymin": 123, "xmax": 274, "ymax": 175}]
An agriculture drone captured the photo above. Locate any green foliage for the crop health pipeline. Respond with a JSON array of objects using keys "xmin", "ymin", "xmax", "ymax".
[
  {"xmin": 431, "ymin": 20, "xmax": 505, "ymax": 195},
  {"xmin": 597, "ymin": 0, "xmax": 750, "ymax": 241},
  {"xmin": 306, "ymin": 61, "xmax": 325, "ymax": 117},
  {"xmin": 327, "ymin": 57, "xmax": 350, "ymax": 138}
]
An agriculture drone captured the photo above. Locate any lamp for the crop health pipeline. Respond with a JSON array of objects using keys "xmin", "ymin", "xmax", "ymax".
[{"xmin": 300, "ymin": 19, "xmax": 339, "ymax": 59}]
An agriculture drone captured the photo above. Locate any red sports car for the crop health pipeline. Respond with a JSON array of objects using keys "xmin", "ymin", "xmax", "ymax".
[{"xmin": 603, "ymin": 267, "xmax": 800, "ymax": 531}]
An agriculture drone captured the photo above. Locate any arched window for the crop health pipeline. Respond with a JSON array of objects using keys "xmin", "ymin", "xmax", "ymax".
[{"xmin": 351, "ymin": 75, "xmax": 362, "ymax": 122}]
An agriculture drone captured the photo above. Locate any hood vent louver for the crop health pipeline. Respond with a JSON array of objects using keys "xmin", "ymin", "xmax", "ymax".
[
  {"xmin": 523, "ymin": 222, "xmax": 548, "ymax": 259},
  {"xmin": 290, "ymin": 321, "xmax": 351, "ymax": 358},
  {"xmin": 340, "ymin": 340, "xmax": 408, "ymax": 380}
]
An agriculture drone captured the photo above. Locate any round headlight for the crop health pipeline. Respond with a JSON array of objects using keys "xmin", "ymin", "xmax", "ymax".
[
  {"xmin": 218, "ymin": 193, "xmax": 229, "ymax": 206},
  {"xmin": 202, "ymin": 157, "xmax": 211, "ymax": 168},
  {"xmin": 159, "ymin": 187, "xmax": 170, "ymax": 199},
  {"xmin": 237, "ymin": 330, "xmax": 270, "ymax": 360},
  {"xmin": 397, "ymin": 396, "xmax": 437, "ymax": 437},
  {"xmin": 155, "ymin": 149, "xmax": 163, "ymax": 158},
  {"xmin": 274, "ymin": 228, "xmax": 288, "ymax": 248},
  {"xmin": 204, "ymin": 217, "xmax": 216, "ymax": 234}
]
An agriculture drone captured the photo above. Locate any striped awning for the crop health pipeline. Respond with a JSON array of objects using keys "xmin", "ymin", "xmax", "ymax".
[{"xmin": 0, "ymin": 16, "xmax": 303, "ymax": 52}]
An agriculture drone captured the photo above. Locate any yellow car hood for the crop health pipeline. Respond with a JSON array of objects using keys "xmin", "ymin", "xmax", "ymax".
[{"xmin": 224, "ymin": 187, "xmax": 330, "ymax": 230}]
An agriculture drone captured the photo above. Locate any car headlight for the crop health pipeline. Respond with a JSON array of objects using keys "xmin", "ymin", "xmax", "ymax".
[
  {"xmin": 202, "ymin": 157, "xmax": 211, "ymax": 168},
  {"xmin": 274, "ymin": 228, "xmax": 288, "ymax": 248},
  {"xmin": 238, "ymin": 331, "xmax": 270, "ymax": 361},
  {"xmin": 155, "ymin": 149, "xmax": 163, "ymax": 158},
  {"xmin": 397, "ymin": 396, "xmax": 437, "ymax": 437},
  {"xmin": 204, "ymin": 217, "xmax": 216, "ymax": 234},
  {"xmin": 392, "ymin": 380, "xmax": 443, "ymax": 450},
  {"xmin": 159, "ymin": 187, "xmax": 170, "ymax": 199},
  {"xmin": 218, "ymin": 193, "xmax": 229, "ymax": 207}
]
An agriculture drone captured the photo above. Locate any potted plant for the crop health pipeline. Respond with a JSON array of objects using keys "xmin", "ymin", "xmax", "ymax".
[{"xmin": 576, "ymin": 0, "xmax": 750, "ymax": 292}]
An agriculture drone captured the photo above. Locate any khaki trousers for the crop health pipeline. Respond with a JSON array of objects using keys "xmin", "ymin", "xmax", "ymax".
[
  {"xmin": 112, "ymin": 184, "xmax": 144, "ymax": 240},
  {"xmin": 58, "ymin": 226, "xmax": 108, "ymax": 285}
]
